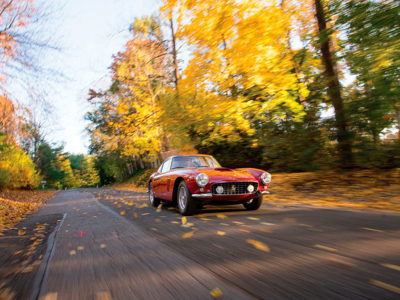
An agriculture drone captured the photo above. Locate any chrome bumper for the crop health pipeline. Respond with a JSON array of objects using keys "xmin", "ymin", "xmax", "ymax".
[
  {"xmin": 258, "ymin": 191, "xmax": 270, "ymax": 195},
  {"xmin": 191, "ymin": 193, "xmax": 213, "ymax": 198}
]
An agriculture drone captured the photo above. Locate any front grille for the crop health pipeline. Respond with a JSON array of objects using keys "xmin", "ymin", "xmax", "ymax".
[{"xmin": 211, "ymin": 182, "xmax": 258, "ymax": 195}]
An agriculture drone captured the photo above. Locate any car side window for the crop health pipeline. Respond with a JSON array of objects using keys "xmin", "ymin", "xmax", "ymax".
[
  {"xmin": 161, "ymin": 158, "xmax": 172, "ymax": 173},
  {"xmin": 157, "ymin": 162, "xmax": 164, "ymax": 173}
]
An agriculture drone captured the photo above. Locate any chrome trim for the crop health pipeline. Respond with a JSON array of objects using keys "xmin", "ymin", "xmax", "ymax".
[
  {"xmin": 211, "ymin": 181, "xmax": 259, "ymax": 195},
  {"xmin": 191, "ymin": 193, "xmax": 213, "ymax": 198},
  {"xmin": 259, "ymin": 191, "xmax": 270, "ymax": 195}
]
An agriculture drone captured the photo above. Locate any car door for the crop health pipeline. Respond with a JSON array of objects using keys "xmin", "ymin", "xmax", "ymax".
[
  {"xmin": 152, "ymin": 162, "xmax": 165, "ymax": 198},
  {"xmin": 158, "ymin": 158, "xmax": 172, "ymax": 199}
]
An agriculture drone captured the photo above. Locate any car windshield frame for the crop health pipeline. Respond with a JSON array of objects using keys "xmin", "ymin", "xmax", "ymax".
[{"xmin": 170, "ymin": 156, "xmax": 221, "ymax": 170}]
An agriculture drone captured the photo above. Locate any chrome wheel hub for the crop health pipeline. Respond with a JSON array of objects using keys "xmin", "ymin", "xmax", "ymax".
[
  {"xmin": 178, "ymin": 186, "xmax": 187, "ymax": 211},
  {"xmin": 149, "ymin": 186, "xmax": 154, "ymax": 204}
]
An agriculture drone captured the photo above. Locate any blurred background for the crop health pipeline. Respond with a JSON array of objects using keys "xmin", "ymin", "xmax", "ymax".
[{"xmin": 0, "ymin": 0, "xmax": 399, "ymax": 189}]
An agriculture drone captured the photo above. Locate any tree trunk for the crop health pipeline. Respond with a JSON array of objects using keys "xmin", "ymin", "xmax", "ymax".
[
  {"xmin": 169, "ymin": 18, "xmax": 179, "ymax": 95},
  {"xmin": 314, "ymin": 0, "xmax": 353, "ymax": 168}
]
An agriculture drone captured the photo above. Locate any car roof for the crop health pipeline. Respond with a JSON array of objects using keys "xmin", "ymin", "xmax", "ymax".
[{"xmin": 167, "ymin": 154, "xmax": 213, "ymax": 160}]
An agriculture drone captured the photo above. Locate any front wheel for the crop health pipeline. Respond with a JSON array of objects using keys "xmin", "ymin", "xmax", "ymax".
[
  {"xmin": 177, "ymin": 181, "xmax": 196, "ymax": 216},
  {"xmin": 243, "ymin": 196, "xmax": 262, "ymax": 210},
  {"xmin": 149, "ymin": 182, "xmax": 160, "ymax": 207}
]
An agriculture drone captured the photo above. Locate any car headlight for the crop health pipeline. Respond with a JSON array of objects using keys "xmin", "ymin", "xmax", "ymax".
[
  {"xmin": 261, "ymin": 172, "xmax": 271, "ymax": 185},
  {"xmin": 196, "ymin": 173, "xmax": 209, "ymax": 187}
]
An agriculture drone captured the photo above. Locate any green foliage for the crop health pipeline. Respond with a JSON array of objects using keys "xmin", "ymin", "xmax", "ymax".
[{"xmin": 0, "ymin": 133, "xmax": 41, "ymax": 189}]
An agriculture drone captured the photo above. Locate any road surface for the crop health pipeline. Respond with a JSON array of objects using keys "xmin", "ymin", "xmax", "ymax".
[{"xmin": 32, "ymin": 189, "xmax": 400, "ymax": 299}]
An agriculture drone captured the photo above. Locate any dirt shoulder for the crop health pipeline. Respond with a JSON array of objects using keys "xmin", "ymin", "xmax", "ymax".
[
  {"xmin": 0, "ymin": 190, "xmax": 56, "ymax": 235},
  {"xmin": 267, "ymin": 169, "xmax": 400, "ymax": 212},
  {"xmin": 0, "ymin": 190, "xmax": 59, "ymax": 299}
]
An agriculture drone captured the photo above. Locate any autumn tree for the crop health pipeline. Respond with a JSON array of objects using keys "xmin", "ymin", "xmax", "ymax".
[{"xmin": 87, "ymin": 16, "xmax": 170, "ymax": 165}]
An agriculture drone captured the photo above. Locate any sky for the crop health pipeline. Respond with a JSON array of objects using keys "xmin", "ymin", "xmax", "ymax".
[{"xmin": 42, "ymin": 0, "xmax": 161, "ymax": 154}]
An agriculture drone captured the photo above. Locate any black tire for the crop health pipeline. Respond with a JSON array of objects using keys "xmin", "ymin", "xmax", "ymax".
[
  {"xmin": 243, "ymin": 196, "xmax": 262, "ymax": 210},
  {"xmin": 177, "ymin": 181, "xmax": 196, "ymax": 216},
  {"xmin": 149, "ymin": 182, "xmax": 160, "ymax": 207}
]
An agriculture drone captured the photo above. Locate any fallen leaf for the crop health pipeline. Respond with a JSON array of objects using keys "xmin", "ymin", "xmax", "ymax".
[
  {"xmin": 69, "ymin": 250, "xmax": 76, "ymax": 255},
  {"xmin": 77, "ymin": 246, "xmax": 85, "ymax": 251},
  {"xmin": 182, "ymin": 216, "xmax": 187, "ymax": 225},
  {"xmin": 247, "ymin": 217, "xmax": 259, "ymax": 221},
  {"xmin": 141, "ymin": 213, "xmax": 150, "ymax": 216},
  {"xmin": 283, "ymin": 218, "xmax": 296, "ymax": 223},
  {"xmin": 210, "ymin": 287, "xmax": 223, "ymax": 298},
  {"xmin": 156, "ymin": 204, "xmax": 162, "ymax": 212},
  {"xmin": 170, "ymin": 221, "xmax": 179, "ymax": 224},
  {"xmin": 182, "ymin": 232, "xmax": 194, "ymax": 239},
  {"xmin": 100, "ymin": 244, "xmax": 106, "ymax": 249},
  {"xmin": 314, "ymin": 244, "xmax": 337, "ymax": 252},
  {"xmin": 233, "ymin": 221, "xmax": 244, "ymax": 225},
  {"xmin": 133, "ymin": 212, "xmax": 138, "ymax": 218},
  {"xmin": 239, "ymin": 229, "xmax": 251, "ymax": 233},
  {"xmin": 362, "ymin": 227, "xmax": 383, "ymax": 233},
  {"xmin": 328, "ymin": 257, "xmax": 355, "ymax": 267},
  {"xmin": 369, "ymin": 279, "xmax": 400, "ymax": 294},
  {"xmin": 18, "ymin": 229, "xmax": 25, "ymax": 236},
  {"xmin": 381, "ymin": 263, "xmax": 400, "ymax": 272},
  {"xmin": 182, "ymin": 222, "xmax": 194, "ymax": 228},
  {"xmin": 247, "ymin": 239, "xmax": 270, "ymax": 252},
  {"xmin": 217, "ymin": 231, "xmax": 226, "ymax": 236},
  {"xmin": 217, "ymin": 214, "xmax": 227, "ymax": 219},
  {"xmin": 120, "ymin": 211, "xmax": 125, "ymax": 216}
]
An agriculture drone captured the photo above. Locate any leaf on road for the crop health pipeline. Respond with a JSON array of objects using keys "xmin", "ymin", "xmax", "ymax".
[
  {"xmin": 210, "ymin": 287, "xmax": 223, "ymax": 298},
  {"xmin": 220, "ymin": 223, "xmax": 229, "ymax": 226},
  {"xmin": 239, "ymin": 229, "xmax": 251, "ymax": 233},
  {"xmin": 261, "ymin": 222, "xmax": 275, "ymax": 226},
  {"xmin": 170, "ymin": 221, "xmax": 179, "ymax": 224},
  {"xmin": 247, "ymin": 239, "xmax": 270, "ymax": 252},
  {"xmin": 141, "ymin": 213, "xmax": 150, "ymax": 216},
  {"xmin": 217, "ymin": 214, "xmax": 227, "ymax": 219},
  {"xmin": 381, "ymin": 263, "xmax": 400, "ymax": 272},
  {"xmin": 369, "ymin": 279, "xmax": 400, "ymax": 294},
  {"xmin": 233, "ymin": 221, "xmax": 244, "ymax": 225},
  {"xmin": 217, "ymin": 231, "xmax": 226, "ymax": 236},
  {"xmin": 182, "ymin": 231, "xmax": 194, "ymax": 239},
  {"xmin": 100, "ymin": 244, "xmax": 107, "ymax": 249},
  {"xmin": 120, "ymin": 211, "xmax": 125, "ymax": 216},
  {"xmin": 18, "ymin": 229, "xmax": 26, "ymax": 236},
  {"xmin": 362, "ymin": 227, "xmax": 383, "ymax": 233},
  {"xmin": 182, "ymin": 222, "xmax": 194, "ymax": 228},
  {"xmin": 247, "ymin": 217, "xmax": 259, "ymax": 220},
  {"xmin": 283, "ymin": 218, "xmax": 296, "ymax": 223},
  {"xmin": 69, "ymin": 250, "xmax": 76, "ymax": 255},
  {"xmin": 182, "ymin": 216, "xmax": 187, "ymax": 225},
  {"xmin": 77, "ymin": 246, "xmax": 85, "ymax": 251},
  {"xmin": 133, "ymin": 212, "xmax": 138, "ymax": 218},
  {"xmin": 314, "ymin": 244, "xmax": 337, "ymax": 252},
  {"xmin": 156, "ymin": 204, "xmax": 162, "ymax": 212}
]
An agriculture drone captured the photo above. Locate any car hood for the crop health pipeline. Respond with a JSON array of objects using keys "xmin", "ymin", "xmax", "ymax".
[{"xmin": 193, "ymin": 167, "xmax": 256, "ymax": 182}]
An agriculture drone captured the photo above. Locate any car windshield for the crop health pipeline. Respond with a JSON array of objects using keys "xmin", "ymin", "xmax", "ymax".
[{"xmin": 171, "ymin": 156, "xmax": 221, "ymax": 169}]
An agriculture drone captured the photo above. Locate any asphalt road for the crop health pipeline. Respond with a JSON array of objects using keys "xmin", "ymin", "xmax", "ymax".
[{"xmin": 33, "ymin": 189, "xmax": 400, "ymax": 299}]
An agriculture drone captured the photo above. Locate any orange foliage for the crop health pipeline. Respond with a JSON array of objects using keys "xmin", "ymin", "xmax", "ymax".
[{"xmin": 0, "ymin": 190, "xmax": 55, "ymax": 234}]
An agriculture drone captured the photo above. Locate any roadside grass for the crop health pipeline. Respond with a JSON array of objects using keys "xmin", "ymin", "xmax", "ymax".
[
  {"xmin": 113, "ymin": 169, "xmax": 156, "ymax": 193},
  {"xmin": 114, "ymin": 168, "xmax": 400, "ymax": 212},
  {"xmin": 0, "ymin": 190, "xmax": 56, "ymax": 235},
  {"xmin": 267, "ymin": 169, "xmax": 400, "ymax": 212}
]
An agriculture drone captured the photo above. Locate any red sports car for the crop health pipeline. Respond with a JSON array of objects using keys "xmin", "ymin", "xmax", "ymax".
[{"xmin": 148, "ymin": 154, "xmax": 271, "ymax": 215}]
